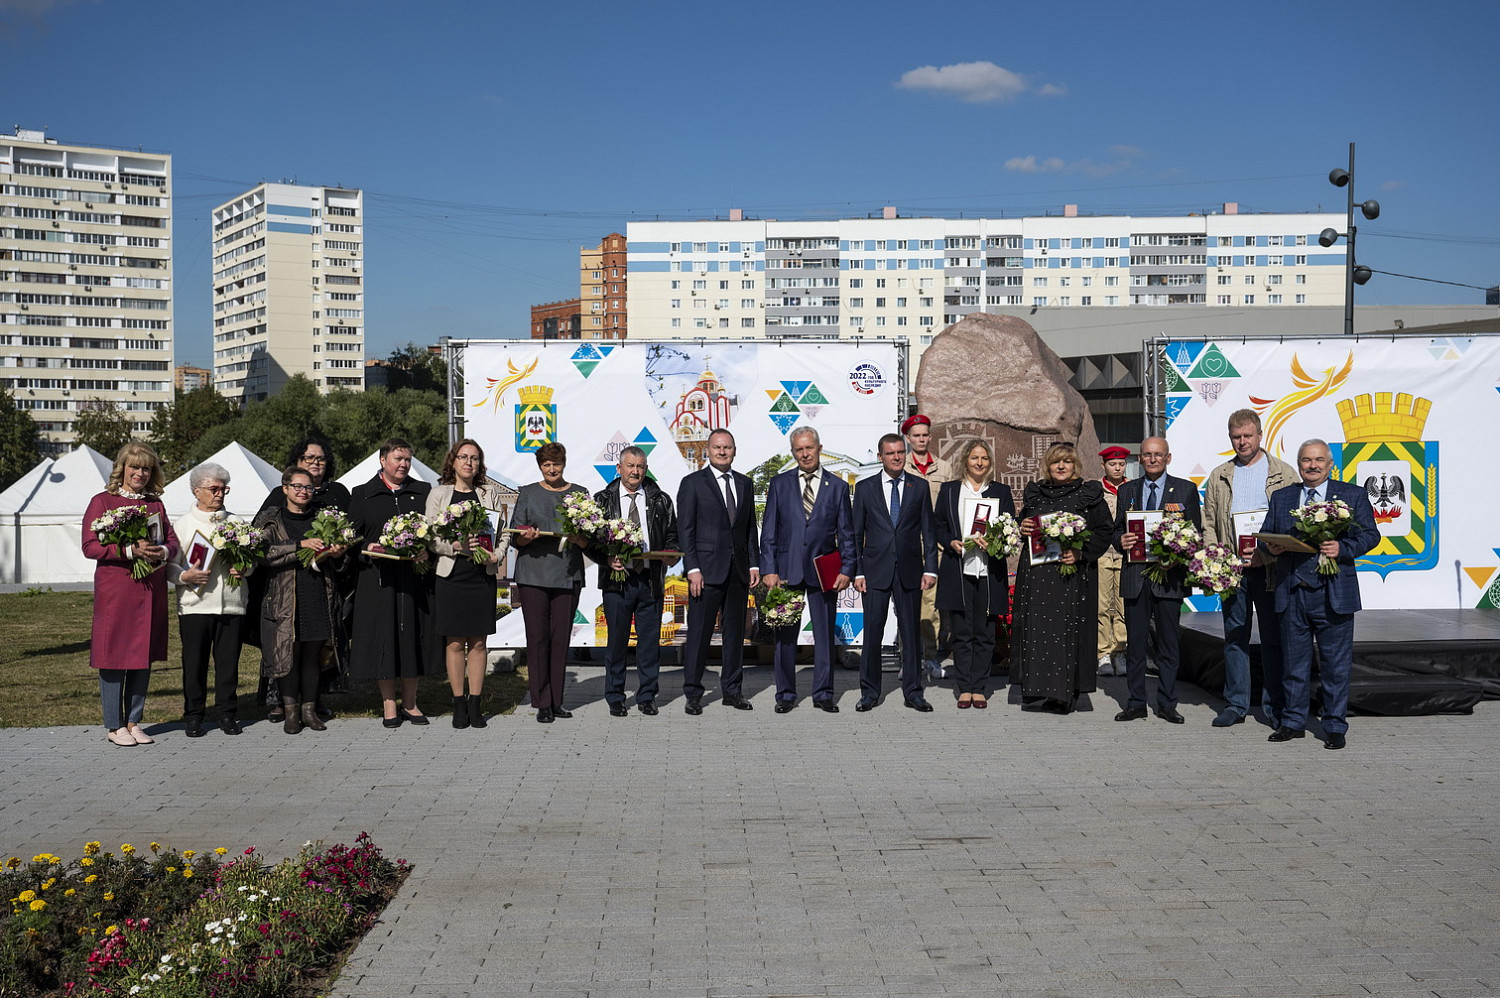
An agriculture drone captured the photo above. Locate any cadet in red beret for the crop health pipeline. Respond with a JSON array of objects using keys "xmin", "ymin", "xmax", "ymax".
[
  {"xmin": 901, "ymin": 414, "xmax": 952, "ymax": 681},
  {"xmin": 1095, "ymin": 446, "xmax": 1131, "ymax": 676}
]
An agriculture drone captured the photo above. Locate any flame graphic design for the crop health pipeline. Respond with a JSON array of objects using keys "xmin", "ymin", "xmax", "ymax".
[
  {"xmin": 1248, "ymin": 351, "xmax": 1354, "ymax": 457},
  {"xmin": 472, "ymin": 356, "xmax": 540, "ymax": 412}
]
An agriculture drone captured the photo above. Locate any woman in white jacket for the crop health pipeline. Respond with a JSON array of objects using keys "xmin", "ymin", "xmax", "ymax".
[
  {"xmin": 167, "ymin": 462, "xmax": 249, "ymax": 737},
  {"xmin": 426, "ymin": 440, "xmax": 509, "ymax": 729}
]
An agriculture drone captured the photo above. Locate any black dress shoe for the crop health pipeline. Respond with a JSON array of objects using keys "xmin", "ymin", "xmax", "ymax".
[
  {"xmin": 1154, "ymin": 707, "xmax": 1185, "ymax": 724},
  {"xmin": 184, "ymin": 719, "xmax": 204, "ymax": 738},
  {"xmin": 684, "ymin": 699, "xmax": 703, "ymax": 716},
  {"xmin": 1267, "ymin": 726, "xmax": 1306, "ymax": 742},
  {"xmin": 721, "ymin": 694, "xmax": 753, "ymax": 711},
  {"xmin": 638, "ymin": 701, "xmax": 659, "ymax": 716},
  {"xmin": 855, "ymin": 698, "xmax": 878, "ymax": 712},
  {"xmin": 903, "ymin": 697, "xmax": 934, "ymax": 713},
  {"xmin": 217, "ymin": 716, "xmax": 241, "ymax": 736},
  {"xmin": 381, "ymin": 714, "xmax": 402, "ymax": 729},
  {"xmin": 1324, "ymin": 732, "xmax": 1346, "ymax": 750},
  {"xmin": 551, "ymin": 706, "xmax": 573, "ymax": 719},
  {"xmin": 399, "ymin": 708, "xmax": 430, "ymax": 726},
  {"xmin": 609, "ymin": 704, "xmax": 629, "ymax": 717},
  {"xmin": 536, "ymin": 707, "xmax": 554, "ymax": 724},
  {"xmin": 1114, "ymin": 706, "xmax": 1148, "ymax": 722},
  {"xmin": 813, "ymin": 699, "xmax": 840, "ymax": 713},
  {"xmin": 774, "ymin": 700, "xmax": 795, "ymax": 713}
]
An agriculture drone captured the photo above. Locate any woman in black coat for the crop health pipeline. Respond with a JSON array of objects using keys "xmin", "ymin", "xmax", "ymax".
[{"xmin": 934, "ymin": 440, "xmax": 1014, "ymax": 709}]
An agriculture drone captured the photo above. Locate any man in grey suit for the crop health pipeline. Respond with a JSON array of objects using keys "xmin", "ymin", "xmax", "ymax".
[{"xmin": 1112, "ymin": 436, "xmax": 1202, "ymax": 724}]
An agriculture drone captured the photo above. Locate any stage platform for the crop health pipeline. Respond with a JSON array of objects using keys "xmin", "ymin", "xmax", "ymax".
[{"xmin": 1179, "ymin": 608, "xmax": 1500, "ymax": 715}]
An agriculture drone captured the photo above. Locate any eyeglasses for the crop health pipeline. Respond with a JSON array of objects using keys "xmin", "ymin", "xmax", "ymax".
[
  {"xmin": 195, "ymin": 485, "xmax": 230, "ymax": 495},
  {"xmin": 285, "ymin": 483, "xmax": 315, "ymax": 493},
  {"xmin": 300, "ymin": 455, "xmax": 327, "ymax": 464}
]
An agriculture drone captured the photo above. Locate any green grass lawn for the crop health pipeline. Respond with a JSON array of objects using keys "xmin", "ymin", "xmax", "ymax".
[{"xmin": 0, "ymin": 590, "xmax": 527, "ymax": 729}]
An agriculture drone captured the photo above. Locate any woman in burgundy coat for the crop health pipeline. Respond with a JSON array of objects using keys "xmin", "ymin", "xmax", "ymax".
[{"xmin": 82, "ymin": 442, "xmax": 180, "ymax": 747}]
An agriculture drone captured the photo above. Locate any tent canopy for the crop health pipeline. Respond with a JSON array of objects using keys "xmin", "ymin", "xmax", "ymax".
[
  {"xmin": 0, "ymin": 446, "xmax": 112, "ymax": 519},
  {"xmin": 337, "ymin": 450, "xmax": 440, "ymax": 490},
  {"xmin": 161, "ymin": 442, "xmax": 282, "ymax": 519},
  {"xmin": 0, "ymin": 446, "xmax": 113, "ymax": 585}
]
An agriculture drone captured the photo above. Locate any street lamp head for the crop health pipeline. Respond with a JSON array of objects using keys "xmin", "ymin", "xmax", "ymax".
[
  {"xmin": 1360, "ymin": 199, "xmax": 1380, "ymax": 220},
  {"xmin": 1329, "ymin": 168, "xmax": 1351, "ymax": 188},
  {"xmin": 1353, "ymin": 265, "xmax": 1373, "ymax": 286},
  {"xmin": 1318, "ymin": 227, "xmax": 1340, "ymax": 248}
]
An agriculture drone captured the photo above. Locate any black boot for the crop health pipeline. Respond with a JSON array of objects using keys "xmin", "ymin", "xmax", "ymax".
[
  {"xmin": 467, "ymin": 693, "xmax": 487, "ymax": 729},
  {"xmin": 282, "ymin": 697, "xmax": 302, "ymax": 734},
  {"xmin": 452, "ymin": 695, "xmax": 470, "ymax": 729},
  {"xmin": 300, "ymin": 703, "xmax": 326, "ymax": 732}
]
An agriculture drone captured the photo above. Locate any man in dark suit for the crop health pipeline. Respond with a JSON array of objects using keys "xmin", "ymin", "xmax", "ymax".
[
  {"xmin": 1112, "ymin": 436, "xmax": 1202, "ymax": 724},
  {"xmin": 588, "ymin": 446, "xmax": 679, "ymax": 717},
  {"xmin": 677, "ymin": 429, "xmax": 759, "ymax": 715},
  {"xmin": 1261, "ymin": 438, "xmax": 1379, "ymax": 750},
  {"xmin": 759, "ymin": 425, "xmax": 855, "ymax": 713},
  {"xmin": 852, "ymin": 433, "xmax": 938, "ymax": 712}
]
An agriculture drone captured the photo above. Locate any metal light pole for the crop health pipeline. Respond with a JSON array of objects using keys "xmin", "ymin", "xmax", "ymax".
[{"xmin": 1319, "ymin": 142, "xmax": 1379, "ymax": 336}]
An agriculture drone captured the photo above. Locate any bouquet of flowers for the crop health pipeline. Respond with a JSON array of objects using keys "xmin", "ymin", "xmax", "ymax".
[
  {"xmin": 1187, "ymin": 541, "xmax": 1243, "ymax": 595},
  {"xmin": 91, "ymin": 504, "xmax": 157, "ymax": 579},
  {"xmin": 377, "ymin": 511, "xmax": 432, "ymax": 574},
  {"xmin": 298, "ymin": 508, "xmax": 359, "ymax": 567},
  {"xmin": 596, "ymin": 517, "xmax": 646, "ymax": 583},
  {"xmin": 430, "ymin": 499, "xmax": 492, "ymax": 565},
  {"xmin": 757, "ymin": 585, "xmax": 806, "ymax": 630},
  {"xmin": 1039, "ymin": 511, "xmax": 1091, "ymax": 577},
  {"xmin": 966, "ymin": 512, "xmax": 1022, "ymax": 560},
  {"xmin": 210, "ymin": 520, "xmax": 266, "ymax": 588},
  {"xmin": 556, "ymin": 491, "xmax": 606, "ymax": 550},
  {"xmin": 1290, "ymin": 496, "xmax": 1355, "ymax": 575},
  {"xmin": 1145, "ymin": 513, "xmax": 1203, "ymax": 585}
]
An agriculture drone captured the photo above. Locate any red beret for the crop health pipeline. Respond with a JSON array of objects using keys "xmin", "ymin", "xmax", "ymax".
[
  {"xmin": 1098, "ymin": 446, "xmax": 1130, "ymax": 461},
  {"xmin": 900, "ymin": 414, "xmax": 931, "ymax": 435}
]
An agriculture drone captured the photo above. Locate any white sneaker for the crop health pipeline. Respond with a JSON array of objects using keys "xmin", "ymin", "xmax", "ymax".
[{"xmin": 1097, "ymin": 654, "xmax": 1113, "ymax": 675}]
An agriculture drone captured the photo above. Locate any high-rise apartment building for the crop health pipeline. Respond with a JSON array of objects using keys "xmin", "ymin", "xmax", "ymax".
[
  {"xmin": 211, "ymin": 183, "xmax": 364, "ymax": 403},
  {"xmin": 627, "ymin": 205, "xmax": 1348, "ymax": 357},
  {"xmin": 580, "ymin": 232, "xmax": 627, "ymax": 338},
  {"xmin": 0, "ymin": 128, "xmax": 173, "ymax": 454}
]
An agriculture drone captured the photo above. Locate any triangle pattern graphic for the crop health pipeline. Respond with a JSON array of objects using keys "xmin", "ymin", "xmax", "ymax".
[
  {"xmin": 1163, "ymin": 396, "xmax": 1190, "ymax": 430},
  {"xmin": 1187, "ymin": 344, "xmax": 1240, "ymax": 379},
  {"xmin": 768, "ymin": 413, "xmax": 800, "ymax": 434},
  {"xmin": 769, "ymin": 393, "xmax": 800, "ymax": 414},
  {"xmin": 1167, "ymin": 342, "xmax": 1205, "ymax": 370},
  {"xmin": 780, "ymin": 380, "xmax": 812, "ymax": 399},
  {"xmin": 573, "ymin": 361, "xmax": 599, "ymax": 378},
  {"xmin": 598, "ymin": 346, "xmax": 615, "ymax": 357},
  {"xmin": 594, "ymin": 464, "xmax": 618, "ymax": 485},
  {"xmin": 1462, "ymin": 566, "xmax": 1497, "ymax": 590},
  {"xmin": 1162, "ymin": 364, "xmax": 1190, "ymax": 394},
  {"xmin": 636, "ymin": 427, "xmax": 657, "ymax": 443},
  {"xmin": 799, "ymin": 384, "xmax": 830, "ymax": 405}
]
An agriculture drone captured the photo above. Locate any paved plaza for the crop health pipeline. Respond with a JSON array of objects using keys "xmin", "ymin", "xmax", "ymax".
[{"xmin": 2, "ymin": 663, "xmax": 1497, "ymax": 998}]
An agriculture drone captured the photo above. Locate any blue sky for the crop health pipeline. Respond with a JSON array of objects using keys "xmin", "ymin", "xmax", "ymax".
[{"xmin": 4, "ymin": 0, "xmax": 1497, "ymax": 368}]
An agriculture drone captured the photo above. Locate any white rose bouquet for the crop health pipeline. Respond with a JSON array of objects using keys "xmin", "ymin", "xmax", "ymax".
[
  {"xmin": 1290, "ymin": 497, "xmax": 1355, "ymax": 575},
  {"xmin": 1039, "ymin": 511, "xmax": 1091, "ymax": 577},
  {"xmin": 377, "ymin": 511, "xmax": 433, "ymax": 574},
  {"xmin": 1145, "ymin": 513, "xmax": 1202, "ymax": 585},
  {"xmin": 210, "ymin": 520, "xmax": 266, "ymax": 588},
  {"xmin": 430, "ymin": 499, "xmax": 492, "ymax": 565},
  {"xmin": 91, "ymin": 504, "xmax": 157, "ymax": 579},
  {"xmin": 1187, "ymin": 541, "xmax": 1243, "ymax": 595},
  {"xmin": 967, "ymin": 512, "xmax": 1021, "ymax": 560},
  {"xmin": 757, "ymin": 585, "xmax": 806, "ymax": 630}
]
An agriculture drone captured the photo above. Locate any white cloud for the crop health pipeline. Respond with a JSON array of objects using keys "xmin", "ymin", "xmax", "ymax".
[
  {"xmin": 1036, "ymin": 83, "xmax": 1068, "ymax": 98},
  {"xmin": 896, "ymin": 61, "xmax": 1035, "ymax": 103},
  {"xmin": 1004, "ymin": 155, "xmax": 1066, "ymax": 173}
]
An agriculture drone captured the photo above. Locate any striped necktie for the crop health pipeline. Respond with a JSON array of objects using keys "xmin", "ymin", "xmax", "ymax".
[{"xmin": 802, "ymin": 472, "xmax": 816, "ymax": 520}]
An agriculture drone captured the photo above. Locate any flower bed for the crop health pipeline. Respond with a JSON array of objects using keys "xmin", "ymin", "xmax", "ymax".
[{"xmin": 1, "ymin": 834, "xmax": 407, "ymax": 997}]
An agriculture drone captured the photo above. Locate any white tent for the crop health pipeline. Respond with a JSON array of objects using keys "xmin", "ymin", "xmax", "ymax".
[
  {"xmin": 337, "ymin": 450, "xmax": 440, "ymax": 490},
  {"xmin": 160, "ymin": 442, "xmax": 283, "ymax": 520},
  {"xmin": 0, "ymin": 445, "xmax": 113, "ymax": 585}
]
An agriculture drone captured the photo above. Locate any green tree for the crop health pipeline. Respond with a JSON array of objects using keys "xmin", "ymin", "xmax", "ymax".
[
  {"xmin": 0, "ymin": 387, "xmax": 43, "ymax": 491},
  {"xmin": 188, "ymin": 375, "xmax": 327, "ymax": 470},
  {"xmin": 321, "ymin": 387, "xmax": 448, "ymax": 468},
  {"xmin": 151, "ymin": 387, "xmax": 241, "ymax": 477},
  {"xmin": 72, "ymin": 398, "xmax": 135, "ymax": 460},
  {"xmin": 386, "ymin": 342, "xmax": 449, "ymax": 398}
]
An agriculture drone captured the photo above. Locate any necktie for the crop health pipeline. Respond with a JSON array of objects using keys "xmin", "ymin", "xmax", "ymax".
[
  {"xmin": 889, "ymin": 478, "xmax": 901, "ymax": 524},
  {"xmin": 1147, "ymin": 480, "xmax": 1159, "ymax": 510},
  {"xmin": 802, "ymin": 473, "xmax": 816, "ymax": 520},
  {"xmin": 1306, "ymin": 488, "xmax": 1319, "ymax": 505},
  {"xmin": 721, "ymin": 473, "xmax": 736, "ymax": 520},
  {"xmin": 627, "ymin": 491, "xmax": 641, "ymax": 525}
]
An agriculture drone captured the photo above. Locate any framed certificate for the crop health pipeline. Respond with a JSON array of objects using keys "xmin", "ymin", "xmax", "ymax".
[
  {"xmin": 1026, "ymin": 518, "xmax": 1062, "ymax": 566},
  {"xmin": 185, "ymin": 531, "xmax": 216, "ymax": 573},
  {"xmin": 1232, "ymin": 509, "xmax": 1268, "ymax": 558},
  {"xmin": 1125, "ymin": 509, "xmax": 1163, "ymax": 563},
  {"xmin": 960, "ymin": 496, "xmax": 995, "ymax": 538},
  {"xmin": 146, "ymin": 511, "xmax": 164, "ymax": 545}
]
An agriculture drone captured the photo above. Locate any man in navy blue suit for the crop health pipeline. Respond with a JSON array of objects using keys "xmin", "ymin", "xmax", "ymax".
[
  {"xmin": 759, "ymin": 426, "xmax": 855, "ymax": 713},
  {"xmin": 1112, "ymin": 436, "xmax": 1202, "ymax": 725},
  {"xmin": 852, "ymin": 433, "xmax": 938, "ymax": 712},
  {"xmin": 677, "ymin": 429, "xmax": 759, "ymax": 715},
  {"xmin": 1260, "ymin": 438, "xmax": 1379, "ymax": 750}
]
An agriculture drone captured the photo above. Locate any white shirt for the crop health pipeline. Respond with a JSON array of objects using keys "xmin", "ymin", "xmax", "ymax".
[{"xmin": 619, "ymin": 484, "xmax": 652, "ymax": 553}]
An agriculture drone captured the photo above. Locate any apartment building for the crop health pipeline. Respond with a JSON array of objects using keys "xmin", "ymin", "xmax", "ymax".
[
  {"xmin": 0, "ymin": 128, "xmax": 173, "ymax": 454},
  {"xmin": 211, "ymin": 182, "xmax": 364, "ymax": 403},
  {"xmin": 174, "ymin": 364, "xmax": 212, "ymax": 391},
  {"xmin": 580, "ymin": 232, "xmax": 627, "ymax": 339}
]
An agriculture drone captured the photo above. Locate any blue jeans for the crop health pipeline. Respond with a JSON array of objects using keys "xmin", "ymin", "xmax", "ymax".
[
  {"xmin": 1220, "ymin": 568, "xmax": 1282, "ymax": 721},
  {"xmin": 99, "ymin": 669, "xmax": 150, "ymax": 731}
]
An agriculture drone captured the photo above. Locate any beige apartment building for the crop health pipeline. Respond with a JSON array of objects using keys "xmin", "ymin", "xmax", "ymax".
[
  {"xmin": 211, "ymin": 182, "xmax": 364, "ymax": 403},
  {"xmin": 0, "ymin": 128, "xmax": 173, "ymax": 454}
]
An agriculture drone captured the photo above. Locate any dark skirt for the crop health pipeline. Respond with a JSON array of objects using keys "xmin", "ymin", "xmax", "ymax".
[
  {"xmin": 433, "ymin": 558, "xmax": 497, "ymax": 637},
  {"xmin": 294, "ymin": 565, "xmax": 332, "ymax": 643}
]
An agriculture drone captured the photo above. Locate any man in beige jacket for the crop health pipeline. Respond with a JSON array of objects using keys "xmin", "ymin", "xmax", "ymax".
[
  {"xmin": 1201, "ymin": 409, "xmax": 1297, "ymax": 728},
  {"xmin": 1095, "ymin": 446, "xmax": 1130, "ymax": 676},
  {"xmin": 902, "ymin": 414, "xmax": 953, "ymax": 680}
]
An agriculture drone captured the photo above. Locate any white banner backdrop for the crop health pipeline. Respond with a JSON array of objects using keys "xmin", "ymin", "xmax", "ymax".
[
  {"xmin": 1156, "ymin": 334, "xmax": 1500, "ymax": 610},
  {"xmin": 460, "ymin": 339, "xmax": 907, "ymax": 646}
]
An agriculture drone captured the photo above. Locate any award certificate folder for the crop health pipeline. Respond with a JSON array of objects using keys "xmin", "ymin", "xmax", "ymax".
[
  {"xmin": 1026, "ymin": 518, "xmax": 1062, "ymax": 566},
  {"xmin": 1125, "ymin": 509, "xmax": 1163, "ymax": 563},
  {"xmin": 1253, "ymin": 532, "xmax": 1317, "ymax": 554},
  {"xmin": 1233, "ymin": 509, "xmax": 1268, "ymax": 558},
  {"xmin": 961, "ymin": 496, "xmax": 995, "ymax": 538},
  {"xmin": 813, "ymin": 551, "xmax": 843, "ymax": 591},
  {"xmin": 185, "ymin": 531, "xmax": 215, "ymax": 573}
]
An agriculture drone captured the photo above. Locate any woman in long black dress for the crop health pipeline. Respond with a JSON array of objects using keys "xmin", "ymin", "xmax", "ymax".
[
  {"xmin": 1012, "ymin": 442, "xmax": 1113, "ymax": 714},
  {"xmin": 427, "ymin": 439, "xmax": 508, "ymax": 730}
]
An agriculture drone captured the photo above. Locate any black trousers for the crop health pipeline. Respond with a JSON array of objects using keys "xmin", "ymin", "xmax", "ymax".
[
  {"xmin": 179, "ymin": 613, "xmax": 244, "ymax": 720},
  {"xmin": 682, "ymin": 575, "xmax": 750, "ymax": 700},
  {"xmin": 949, "ymin": 573, "xmax": 997, "ymax": 696}
]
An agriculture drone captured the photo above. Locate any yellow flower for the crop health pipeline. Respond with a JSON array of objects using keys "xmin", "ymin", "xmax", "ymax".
[
  {"xmin": 182, "ymin": 869, "xmax": 194, "ymax": 879},
  {"xmin": 120, "ymin": 844, "xmax": 135, "ymax": 856},
  {"xmin": 149, "ymin": 842, "xmax": 160, "ymax": 854},
  {"xmin": 41, "ymin": 878, "xmax": 56, "ymax": 890},
  {"xmin": 166, "ymin": 866, "xmax": 176, "ymax": 874},
  {"xmin": 5, "ymin": 858, "xmax": 19, "ymax": 869},
  {"xmin": 214, "ymin": 848, "xmax": 227, "ymax": 856},
  {"xmin": 80, "ymin": 858, "xmax": 94, "ymax": 867},
  {"xmin": 29, "ymin": 899, "xmax": 45, "ymax": 911},
  {"xmin": 64, "ymin": 889, "xmax": 76, "ymax": 897},
  {"xmin": 85, "ymin": 875, "xmax": 98, "ymax": 884},
  {"xmin": 18, "ymin": 891, "xmax": 35, "ymax": 903},
  {"xmin": 31, "ymin": 853, "xmax": 48, "ymax": 863},
  {"xmin": 103, "ymin": 892, "xmax": 114, "ymax": 902},
  {"xmin": 105, "ymin": 924, "xmax": 118, "ymax": 936},
  {"xmin": 84, "ymin": 841, "xmax": 101, "ymax": 856},
  {"xmin": 182, "ymin": 850, "xmax": 196, "ymax": 859}
]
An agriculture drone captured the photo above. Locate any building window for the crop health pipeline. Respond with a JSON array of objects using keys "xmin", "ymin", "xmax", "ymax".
[
  {"xmin": 1268, "ymin": 294, "xmax": 1282, "ymax": 304},
  {"xmin": 1243, "ymin": 295, "xmax": 1255, "ymax": 304},
  {"xmin": 1295, "ymin": 294, "xmax": 1307, "ymax": 304}
]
